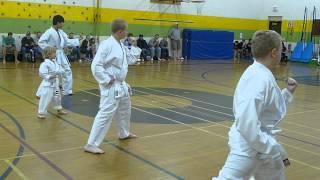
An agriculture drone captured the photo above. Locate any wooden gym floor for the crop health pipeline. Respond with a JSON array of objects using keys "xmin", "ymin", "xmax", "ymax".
[{"xmin": 0, "ymin": 60, "xmax": 319, "ymax": 180}]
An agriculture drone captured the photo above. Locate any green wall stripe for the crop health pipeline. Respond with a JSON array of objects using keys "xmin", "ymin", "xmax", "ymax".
[{"xmin": 0, "ymin": 17, "xmax": 308, "ymax": 42}]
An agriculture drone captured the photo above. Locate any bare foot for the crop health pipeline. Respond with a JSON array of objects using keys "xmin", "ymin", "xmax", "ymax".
[
  {"xmin": 37, "ymin": 114, "xmax": 46, "ymax": 119},
  {"xmin": 119, "ymin": 133, "xmax": 138, "ymax": 140},
  {"xmin": 84, "ymin": 144, "xmax": 105, "ymax": 154},
  {"xmin": 57, "ymin": 109, "xmax": 68, "ymax": 115}
]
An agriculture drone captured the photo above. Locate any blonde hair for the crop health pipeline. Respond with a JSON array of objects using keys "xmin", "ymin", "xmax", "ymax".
[
  {"xmin": 43, "ymin": 46, "xmax": 56, "ymax": 59},
  {"xmin": 111, "ymin": 18, "xmax": 128, "ymax": 33},
  {"xmin": 251, "ymin": 30, "xmax": 282, "ymax": 59}
]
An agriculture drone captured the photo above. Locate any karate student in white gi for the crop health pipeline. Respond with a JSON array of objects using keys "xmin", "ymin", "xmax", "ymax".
[
  {"xmin": 37, "ymin": 15, "xmax": 79, "ymax": 96},
  {"xmin": 37, "ymin": 46, "xmax": 67, "ymax": 119},
  {"xmin": 214, "ymin": 30, "xmax": 298, "ymax": 180},
  {"xmin": 84, "ymin": 19, "xmax": 142, "ymax": 154}
]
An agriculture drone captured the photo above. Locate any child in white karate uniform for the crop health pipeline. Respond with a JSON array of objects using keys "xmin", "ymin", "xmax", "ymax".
[
  {"xmin": 37, "ymin": 46, "xmax": 67, "ymax": 119},
  {"xmin": 214, "ymin": 30, "xmax": 298, "ymax": 180}
]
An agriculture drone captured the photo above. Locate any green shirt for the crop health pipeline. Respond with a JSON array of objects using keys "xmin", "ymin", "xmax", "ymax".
[{"xmin": 3, "ymin": 36, "xmax": 15, "ymax": 46}]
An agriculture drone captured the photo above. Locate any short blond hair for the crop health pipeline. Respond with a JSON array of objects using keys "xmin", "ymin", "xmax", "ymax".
[
  {"xmin": 252, "ymin": 30, "xmax": 282, "ymax": 58},
  {"xmin": 111, "ymin": 18, "xmax": 128, "ymax": 33},
  {"xmin": 43, "ymin": 46, "xmax": 56, "ymax": 59}
]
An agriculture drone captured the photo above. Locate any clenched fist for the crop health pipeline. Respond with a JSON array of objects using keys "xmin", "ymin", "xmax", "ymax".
[{"xmin": 286, "ymin": 77, "xmax": 298, "ymax": 94}]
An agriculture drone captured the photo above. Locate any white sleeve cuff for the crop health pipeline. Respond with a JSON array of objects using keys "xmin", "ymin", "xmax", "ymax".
[{"xmin": 282, "ymin": 88, "xmax": 294, "ymax": 104}]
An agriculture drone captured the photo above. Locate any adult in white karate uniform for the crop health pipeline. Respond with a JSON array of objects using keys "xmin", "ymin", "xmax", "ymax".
[
  {"xmin": 214, "ymin": 30, "xmax": 298, "ymax": 180},
  {"xmin": 84, "ymin": 19, "xmax": 141, "ymax": 154},
  {"xmin": 37, "ymin": 15, "xmax": 79, "ymax": 96},
  {"xmin": 37, "ymin": 47, "xmax": 67, "ymax": 119}
]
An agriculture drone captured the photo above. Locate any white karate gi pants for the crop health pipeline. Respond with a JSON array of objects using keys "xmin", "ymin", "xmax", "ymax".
[
  {"xmin": 215, "ymin": 153, "xmax": 285, "ymax": 180},
  {"xmin": 38, "ymin": 86, "xmax": 62, "ymax": 114},
  {"xmin": 87, "ymin": 86, "xmax": 131, "ymax": 147}
]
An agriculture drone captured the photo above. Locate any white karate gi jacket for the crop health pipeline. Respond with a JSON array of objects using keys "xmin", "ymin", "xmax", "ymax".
[
  {"xmin": 38, "ymin": 59, "xmax": 61, "ymax": 88},
  {"xmin": 38, "ymin": 27, "xmax": 79, "ymax": 67},
  {"xmin": 38, "ymin": 27, "xmax": 79, "ymax": 95},
  {"xmin": 228, "ymin": 61, "xmax": 293, "ymax": 159},
  {"xmin": 91, "ymin": 35, "xmax": 141, "ymax": 97},
  {"xmin": 37, "ymin": 59, "xmax": 63, "ymax": 114}
]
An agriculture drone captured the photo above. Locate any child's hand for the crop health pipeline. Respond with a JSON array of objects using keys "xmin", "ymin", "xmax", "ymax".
[
  {"xmin": 108, "ymin": 75, "xmax": 115, "ymax": 86},
  {"xmin": 283, "ymin": 158, "xmax": 291, "ymax": 167},
  {"xmin": 286, "ymin": 77, "xmax": 298, "ymax": 94},
  {"xmin": 49, "ymin": 75, "xmax": 58, "ymax": 79}
]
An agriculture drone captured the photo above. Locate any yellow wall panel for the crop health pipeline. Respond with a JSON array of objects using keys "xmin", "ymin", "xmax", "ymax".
[{"xmin": 1, "ymin": 1, "xmax": 310, "ymax": 33}]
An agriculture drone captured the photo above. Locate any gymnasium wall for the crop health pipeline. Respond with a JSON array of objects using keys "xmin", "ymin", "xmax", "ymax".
[
  {"xmin": 0, "ymin": 0, "xmax": 266, "ymax": 40},
  {"xmin": 0, "ymin": 0, "xmax": 318, "ymax": 42},
  {"xmin": 262, "ymin": 0, "xmax": 318, "ymax": 42}
]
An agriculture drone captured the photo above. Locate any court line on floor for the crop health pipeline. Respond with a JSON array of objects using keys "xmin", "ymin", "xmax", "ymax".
[
  {"xmin": 142, "ymin": 86, "xmax": 318, "ymax": 123},
  {"xmin": 0, "ymin": 85, "xmax": 184, "ymax": 180},
  {"xmin": 132, "ymin": 87, "xmax": 320, "ymax": 144},
  {"xmin": 134, "ymin": 97, "xmax": 320, "ymax": 170},
  {"xmin": 287, "ymin": 109, "xmax": 318, "ymax": 116},
  {"xmin": 78, "ymin": 77, "xmax": 233, "ymax": 110},
  {"xmin": 135, "ymin": 87, "xmax": 233, "ymax": 110},
  {"xmin": 133, "ymin": 89, "xmax": 233, "ymax": 117},
  {"xmin": 142, "ymin": 87, "xmax": 319, "ymax": 130},
  {"xmin": 4, "ymin": 160, "xmax": 30, "ymax": 180},
  {"xmin": 0, "ymin": 124, "xmax": 221, "ymax": 162},
  {"xmin": 137, "ymin": 92, "xmax": 320, "ymax": 141},
  {"xmin": 77, "ymin": 71, "xmax": 319, "ymax": 133},
  {"xmin": 81, "ymin": 89, "xmax": 228, "ymax": 140},
  {"xmin": 0, "ymin": 109, "xmax": 26, "ymax": 180},
  {"xmin": 1, "ymin": 74, "xmax": 318, "ymax": 174},
  {"xmin": 78, "ymin": 78, "xmax": 320, "ymax": 148},
  {"xmin": 0, "ymin": 123, "xmax": 73, "ymax": 180},
  {"xmin": 80, "ymin": 87, "xmax": 320, "ymax": 171},
  {"xmin": 132, "ymin": 96, "xmax": 320, "ymax": 157},
  {"xmin": 281, "ymin": 120, "xmax": 320, "ymax": 132}
]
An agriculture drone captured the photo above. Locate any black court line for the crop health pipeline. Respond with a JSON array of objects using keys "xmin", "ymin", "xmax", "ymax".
[
  {"xmin": 135, "ymin": 88, "xmax": 320, "ymax": 148},
  {"xmin": 132, "ymin": 89, "xmax": 231, "ymax": 122},
  {"xmin": 0, "ymin": 123, "xmax": 73, "ymax": 180},
  {"xmin": 0, "ymin": 85, "xmax": 184, "ymax": 180},
  {"xmin": 201, "ymin": 69, "xmax": 234, "ymax": 89},
  {"xmin": 0, "ymin": 61, "xmax": 234, "ymax": 71},
  {"xmin": 77, "ymin": 77, "xmax": 320, "ymax": 148},
  {"xmin": 0, "ymin": 109, "xmax": 25, "ymax": 180},
  {"xmin": 279, "ymin": 134, "xmax": 320, "ymax": 148}
]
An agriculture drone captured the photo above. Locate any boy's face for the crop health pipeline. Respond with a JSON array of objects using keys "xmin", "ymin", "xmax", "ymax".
[
  {"xmin": 118, "ymin": 27, "xmax": 128, "ymax": 39},
  {"xmin": 48, "ymin": 51, "xmax": 56, "ymax": 59},
  {"xmin": 270, "ymin": 42, "xmax": 282, "ymax": 66},
  {"xmin": 57, "ymin": 22, "xmax": 64, "ymax": 29}
]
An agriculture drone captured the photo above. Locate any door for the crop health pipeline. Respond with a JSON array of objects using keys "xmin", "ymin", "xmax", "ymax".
[{"xmin": 269, "ymin": 21, "xmax": 282, "ymax": 35}]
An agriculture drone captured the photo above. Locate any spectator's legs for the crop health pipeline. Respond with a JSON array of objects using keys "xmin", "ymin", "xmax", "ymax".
[
  {"xmin": 163, "ymin": 48, "xmax": 169, "ymax": 60},
  {"xmin": 161, "ymin": 48, "xmax": 168, "ymax": 60},
  {"xmin": 21, "ymin": 47, "xmax": 27, "ymax": 61},
  {"xmin": 89, "ymin": 48, "xmax": 94, "ymax": 60},
  {"xmin": 160, "ymin": 48, "xmax": 165, "ymax": 60},
  {"xmin": 140, "ymin": 49, "xmax": 147, "ymax": 60},
  {"xmin": 75, "ymin": 47, "xmax": 81, "ymax": 60},
  {"xmin": 34, "ymin": 46, "xmax": 42, "ymax": 60},
  {"xmin": 150, "ymin": 47, "xmax": 155, "ymax": 60},
  {"xmin": 176, "ymin": 40, "xmax": 182, "ymax": 60},
  {"xmin": 13, "ymin": 47, "xmax": 19, "ymax": 63},
  {"xmin": 170, "ymin": 39, "xmax": 178, "ymax": 60},
  {"xmin": 84, "ymin": 49, "xmax": 89, "ymax": 59},
  {"xmin": 2, "ymin": 46, "xmax": 6, "ymax": 64},
  {"xmin": 156, "ymin": 47, "xmax": 161, "ymax": 60}
]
